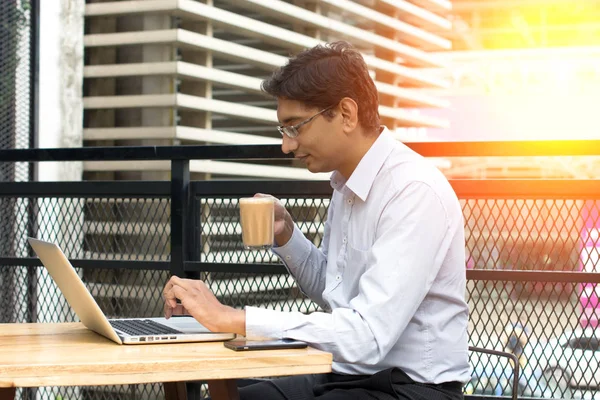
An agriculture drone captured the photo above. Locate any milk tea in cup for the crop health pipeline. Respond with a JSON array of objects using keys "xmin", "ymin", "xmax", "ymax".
[{"xmin": 239, "ymin": 197, "xmax": 275, "ymax": 250}]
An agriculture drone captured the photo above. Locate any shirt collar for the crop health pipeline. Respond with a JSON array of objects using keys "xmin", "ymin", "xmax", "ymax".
[{"xmin": 330, "ymin": 127, "xmax": 396, "ymax": 201}]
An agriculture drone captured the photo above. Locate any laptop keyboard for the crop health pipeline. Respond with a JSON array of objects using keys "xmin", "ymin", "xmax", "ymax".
[{"xmin": 109, "ymin": 319, "xmax": 182, "ymax": 336}]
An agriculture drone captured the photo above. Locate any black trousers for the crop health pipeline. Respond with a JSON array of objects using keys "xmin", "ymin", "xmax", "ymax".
[{"xmin": 232, "ymin": 368, "xmax": 463, "ymax": 400}]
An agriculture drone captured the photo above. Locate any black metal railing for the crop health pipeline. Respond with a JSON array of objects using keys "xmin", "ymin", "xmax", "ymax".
[{"xmin": 1, "ymin": 141, "xmax": 599, "ymax": 400}]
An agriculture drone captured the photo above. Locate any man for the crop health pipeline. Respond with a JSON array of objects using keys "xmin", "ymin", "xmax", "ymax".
[{"xmin": 163, "ymin": 41, "xmax": 470, "ymax": 400}]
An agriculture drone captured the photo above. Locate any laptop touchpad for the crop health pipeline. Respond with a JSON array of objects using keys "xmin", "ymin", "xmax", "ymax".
[{"xmin": 149, "ymin": 317, "xmax": 211, "ymax": 333}]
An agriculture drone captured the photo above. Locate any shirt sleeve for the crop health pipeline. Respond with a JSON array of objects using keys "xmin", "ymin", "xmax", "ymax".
[
  {"xmin": 269, "ymin": 198, "xmax": 335, "ymax": 308},
  {"xmin": 246, "ymin": 182, "xmax": 452, "ymax": 365}
]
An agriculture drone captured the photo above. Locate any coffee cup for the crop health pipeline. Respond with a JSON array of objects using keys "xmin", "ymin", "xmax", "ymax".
[{"xmin": 239, "ymin": 197, "xmax": 275, "ymax": 250}]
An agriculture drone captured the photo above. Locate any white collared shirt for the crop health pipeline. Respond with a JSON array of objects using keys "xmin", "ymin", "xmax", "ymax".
[{"xmin": 245, "ymin": 127, "xmax": 470, "ymax": 384}]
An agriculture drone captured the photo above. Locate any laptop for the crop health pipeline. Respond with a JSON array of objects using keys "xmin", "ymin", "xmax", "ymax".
[{"xmin": 28, "ymin": 237, "xmax": 236, "ymax": 345}]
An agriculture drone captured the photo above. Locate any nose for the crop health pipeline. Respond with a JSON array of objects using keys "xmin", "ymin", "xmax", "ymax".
[{"xmin": 281, "ymin": 134, "xmax": 299, "ymax": 154}]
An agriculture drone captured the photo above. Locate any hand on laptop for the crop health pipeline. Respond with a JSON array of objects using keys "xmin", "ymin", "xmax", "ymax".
[{"xmin": 162, "ymin": 276, "xmax": 246, "ymax": 336}]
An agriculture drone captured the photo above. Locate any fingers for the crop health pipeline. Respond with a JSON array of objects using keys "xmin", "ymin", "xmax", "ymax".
[
  {"xmin": 164, "ymin": 301, "xmax": 172, "ymax": 319},
  {"xmin": 163, "ymin": 285, "xmax": 181, "ymax": 318},
  {"xmin": 255, "ymin": 193, "xmax": 286, "ymax": 216},
  {"xmin": 163, "ymin": 276, "xmax": 190, "ymax": 318},
  {"xmin": 163, "ymin": 277, "xmax": 209, "ymax": 319},
  {"xmin": 162, "ymin": 281, "xmax": 177, "ymax": 309},
  {"xmin": 168, "ymin": 275, "xmax": 193, "ymax": 290},
  {"xmin": 254, "ymin": 193, "xmax": 280, "ymax": 206},
  {"xmin": 164, "ymin": 303, "xmax": 187, "ymax": 319},
  {"xmin": 163, "ymin": 277, "xmax": 193, "ymax": 303},
  {"xmin": 163, "ymin": 284, "xmax": 187, "ymax": 318},
  {"xmin": 162, "ymin": 279, "xmax": 229, "ymax": 332}
]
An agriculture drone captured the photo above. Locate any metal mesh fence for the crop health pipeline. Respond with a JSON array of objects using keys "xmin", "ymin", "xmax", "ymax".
[
  {"xmin": 0, "ymin": 8, "xmax": 36, "ymax": 396},
  {"xmin": 1, "ymin": 194, "xmax": 599, "ymax": 399},
  {"xmin": 0, "ymin": 195, "xmax": 172, "ymax": 400},
  {"xmin": 463, "ymin": 198, "xmax": 599, "ymax": 399},
  {"xmin": 0, "ymin": 196, "xmax": 171, "ymax": 262},
  {"xmin": 0, "ymin": 0, "xmax": 32, "ymax": 183},
  {"xmin": 200, "ymin": 197, "xmax": 329, "ymax": 264},
  {"xmin": 0, "ymin": 0, "xmax": 35, "ymax": 361},
  {"xmin": 464, "ymin": 199, "xmax": 599, "ymax": 273}
]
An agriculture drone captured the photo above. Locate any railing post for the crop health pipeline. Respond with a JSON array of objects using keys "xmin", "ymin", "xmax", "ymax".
[
  {"xmin": 170, "ymin": 160, "xmax": 189, "ymax": 278},
  {"xmin": 185, "ymin": 195, "xmax": 201, "ymax": 280}
]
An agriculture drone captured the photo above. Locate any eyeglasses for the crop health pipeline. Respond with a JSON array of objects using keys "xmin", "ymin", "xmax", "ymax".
[{"xmin": 277, "ymin": 106, "xmax": 333, "ymax": 138}]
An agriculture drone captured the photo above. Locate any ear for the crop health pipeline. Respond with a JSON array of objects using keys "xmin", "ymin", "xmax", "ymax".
[{"xmin": 338, "ymin": 97, "xmax": 358, "ymax": 133}]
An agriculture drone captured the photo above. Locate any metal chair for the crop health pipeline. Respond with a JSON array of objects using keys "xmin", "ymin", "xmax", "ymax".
[{"xmin": 468, "ymin": 346, "xmax": 520, "ymax": 400}]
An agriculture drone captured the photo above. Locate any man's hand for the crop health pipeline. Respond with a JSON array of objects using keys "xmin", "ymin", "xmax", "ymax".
[
  {"xmin": 254, "ymin": 193, "xmax": 295, "ymax": 246},
  {"xmin": 162, "ymin": 276, "xmax": 246, "ymax": 336}
]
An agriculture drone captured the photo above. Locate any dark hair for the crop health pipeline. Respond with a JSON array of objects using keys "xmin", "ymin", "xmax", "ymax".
[{"xmin": 261, "ymin": 41, "xmax": 380, "ymax": 133}]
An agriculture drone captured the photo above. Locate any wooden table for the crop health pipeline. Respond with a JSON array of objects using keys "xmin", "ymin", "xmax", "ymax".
[{"xmin": 0, "ymin": 323, "xmax": 332, "ymax": 400}]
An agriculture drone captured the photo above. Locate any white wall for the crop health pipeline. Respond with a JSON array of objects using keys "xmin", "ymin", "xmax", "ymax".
[
  {"xmin": 38, "ymin": 0, "xmax": 84, "ymax": 182},
  {"xmin": 38, "ymin": 0, "xmax": 62, "ymax": 180}
]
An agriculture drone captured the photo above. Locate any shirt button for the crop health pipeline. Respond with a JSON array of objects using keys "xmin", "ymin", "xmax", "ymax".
[
  {"xmin": 285, "ymin": 255, "xmax": 291, "ymax": 261},
  {"xmin": 347, "ymin": 199, "xmax": 353, "ymax": 205},
  {"xmin": 336, "ymin": 275, "xmax": 341, "ymax": 281},
  {"xmin": 342, "ymin": 237, "xmax": 347, "ymax": 244}
]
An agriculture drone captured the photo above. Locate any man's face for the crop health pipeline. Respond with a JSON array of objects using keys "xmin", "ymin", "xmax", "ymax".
[{"xmin": 277, "ymin": 98, "xmax": 345, "ymax": 174}]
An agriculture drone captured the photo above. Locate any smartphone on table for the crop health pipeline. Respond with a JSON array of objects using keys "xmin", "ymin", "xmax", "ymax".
[{"xmin": 224, "ymin": 338, "xmax": 307, "ymax": 351}]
